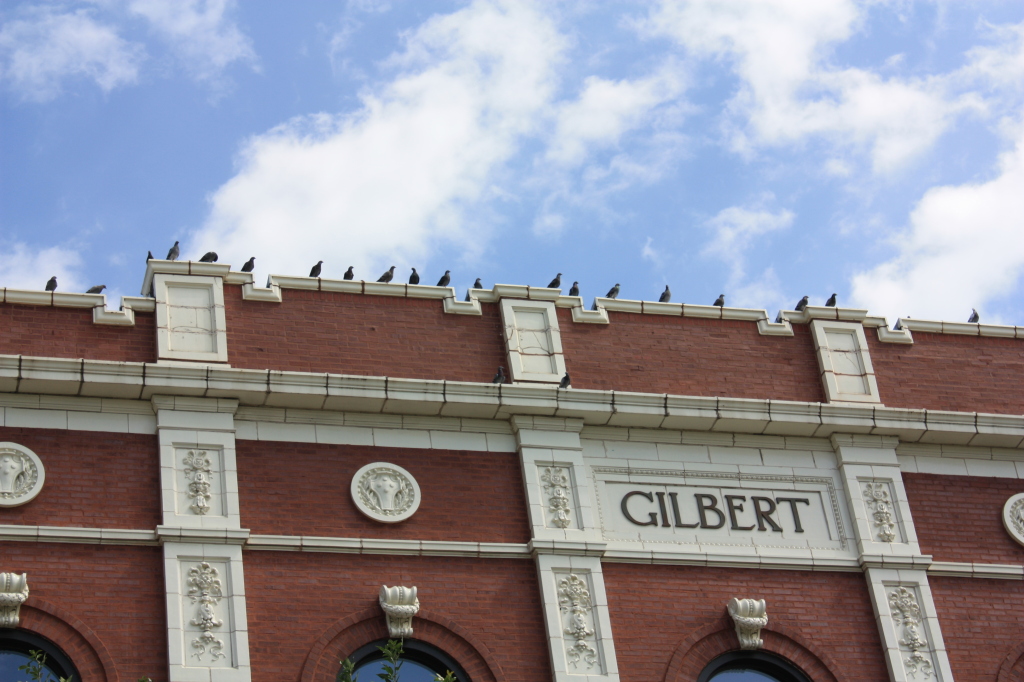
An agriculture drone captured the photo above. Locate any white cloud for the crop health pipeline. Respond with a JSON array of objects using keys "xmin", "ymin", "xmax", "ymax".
[
  {"xmin": 0, "ymin": 7, "xmax": 143, "ymax": 101},
  {"xmin": 962, "ymin": 21, "xmax": 1024, "ymax": 93},
  {"xmin": 128, "ymin": 0, "xmax": 257, "ymax": 83},
  {"xmin": 850, "ymin": 122, "xmax": 1024, "ymax": 323},
  {"xmin": 190, "ymin": 0, "xmax": 565, "ymax": 278},
  {"xmin": 703, "ymin": 198, "xmax": 794, "ymax": 267},
  {"xmin": 0, "ymin": 242, "xmax": 84, "ymax": 292},
  {"xmin": 547, "ymin": 67, "xmax": 685, "ymax": 166},
  {"xmin": 642, "ymin": 0, "xmax": 980, "ymax": 172}
]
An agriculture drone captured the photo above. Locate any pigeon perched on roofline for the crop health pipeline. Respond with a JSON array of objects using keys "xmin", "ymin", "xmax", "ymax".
[
  {"xmin": 569, "ymin": 281, "xmax": 579, "ymax": 297},
  {"xmin": 436, "ymin": 270, "xmax": 451, "ymax": 287},
  {"xmin": 795, "ymin": 295, "xmax": 809, "ymax": 312},
  {"xmin": 310, "ymin": 261, "xmax": 323, "ymax": 278},
  {"xmin": 968, "ymin": 308, "xmax": 980, "ymax": 323},
  {"xmin": 659, "ymin": 285, "xmax": 671, "ymax": 303},
  {"xmin": 409, "ymin": 268, "xmax": 420, "ymax": 285},
  {"xmin": 166, "ymin": 241, "xmax": 180, "ymax": 261},
  {"xmin": 547, "ymin": 273, "xmax": 562, "ymax": 289},
  {"xmin": 343, "ymin": 266, "xmax": 354, "ymax": 280},
  {"xmin": 241, "ymin": 257, "xmax": 255, "ymax": 273},
  {"xmin": 713, "ymin": 294, "xmax": 725, "ymax": 307},
  {"xmin": 473, "ymin": 278, "xmax": 482, "ymax": 289},
  {"xmin": 377, "ymin": 266, "xmax": 396, "ymax": 283},
  {"xmin": 45, "ymin": 276, "xmax": 57, "ymax": 292},
  {"xmin": 492, "ymin": 366, "xmax": 506, "ymax": 384},
  {"xmin": 559, "ymin": 371, "xmax": 571, "ymax": 389},
  {"xmin": 825, "ymin": 293, "xmax": 837, "ymax": 307},
  {"xmin": 605, "ymin": 283, "xmax": 620, "ymax": 299},
  {"xmin": 146, "ymin": 251, "xmax": 154, "ymax": 262},
  {"xmin": 86, "ymin": 285, "xmax": 106, "ymax": 294},
  {"xmin": 198, "ymin": 251, "xmax": 218, "ymax": 263}
]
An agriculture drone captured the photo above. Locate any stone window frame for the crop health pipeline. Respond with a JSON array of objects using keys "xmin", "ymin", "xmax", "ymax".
[
  {"xmin": 809, "ymin": 320, "xmax": 881, "ymax": 404},
  {"xmin": 154, "ymin": 273, "xmax": 229, "ymax": 364},
  {"xmin": 499, "ymin": 298, "xmax": 567, "ymax": 384}
]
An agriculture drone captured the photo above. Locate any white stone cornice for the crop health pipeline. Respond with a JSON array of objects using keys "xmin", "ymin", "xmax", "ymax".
[{"xmin": 2, "ymin": 354, "xmax": 1023, "ymax": 448}]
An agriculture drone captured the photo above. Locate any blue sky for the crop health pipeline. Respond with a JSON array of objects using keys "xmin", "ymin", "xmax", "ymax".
[{"xmin": 1, "ymin": 1, "xmax": 1022, "ymax": 325}]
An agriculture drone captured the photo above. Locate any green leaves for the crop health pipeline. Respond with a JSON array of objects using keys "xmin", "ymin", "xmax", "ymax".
[
  {"xmin": 16, "ymin": 649, "xmax": 72, "ymax": 682},
  {"xmin": 337, "ymin": 639, "xmax": 456, "ymax": 682}
]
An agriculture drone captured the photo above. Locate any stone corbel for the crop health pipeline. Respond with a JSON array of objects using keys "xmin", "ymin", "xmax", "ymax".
[
  {"xmin": 379, "ymin": 585, "xmax": 419, "ymax": 638},
  {"xmin": 0, "ymin": 573, "xmax": 29, "ymax": 627},
  {"xmin": 728, "ymin": 598, "xmax": 767, "ymax": 650}
]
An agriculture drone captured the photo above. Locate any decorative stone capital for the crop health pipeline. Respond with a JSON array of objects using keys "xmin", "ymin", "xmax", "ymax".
[
  {"xmin": 728, "ymin": 598, "xmax": 768, "ymax": 650},
  {"xmin": 379, "ymin": 585, "xmax": 419, "ymax": 638},
  {"xmin": 0, "ymin": 573, "xmax": 29, "ymax": 627}
]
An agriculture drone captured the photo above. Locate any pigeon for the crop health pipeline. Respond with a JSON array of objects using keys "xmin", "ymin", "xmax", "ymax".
[
  {"xmin": 569, "ymin": 282, "xmax": 580, "ymax": 297},
  {"xmin": 166, "ymin": 241, "xmax": 180, "ymax": 261},
  {"xmin": 606, "ymin": 283, "xmax": 620, "ymax": 299},
  {"xmin": 436, "ymin": 270, "xmax": 451, "ymax": 287},
  {"xmin": 86, "ymin": 285, "xmax": 106, "ymax": 294},
  {"xmin": 241, "ymin": 257, "xmax": 255, "ymax": 272},
  {"xmin": 713, "ymin": 294, "xmax": 725, "ymax": 307},
  {"xmin": 659, "ymin": 285, "xmax": 671, "ymax": 303},
  {"xmin": 968, "ymin": 308, "xmax": 980, "ymax": 323},
  {"xmin": 310, "ymin": 261, "xmax": 323, "ymax": 278},
  {"xmin": 795, "ymin": 295, "xmax": 809, "ymax": 312},
  {"xmin": 547, "ymin": 273, "xmax": 562, "ymax": 289},
  {"xmin": 45, "ymin": 276, "xmax": 57, "ymax": 292},
  {"xmin": 473, "ymin": 278, "xmax": 482, "ymax": 289},
  {"xmin": 343, "ymin": 266, "xmax": 354, "ymax": 280},
  {"xmin": 146, "ymin": 251, "xmax": 153, "ymax": 262},
  {"xmin": 492, "ymin": 366, "xmax": 506, "ymax": 384},
  {"xmin": 198, "ymin": 251, "xmax": 218, "ymax": 263},
  {"xmin": 825, "ymin": 293, "xmax": 837, "ymax": 307},
  {"xmin": 409, "ymin": 268, "xmax": 420, "ymax": 285},
  {"xmin": 559, "ymin": 372, "xmax": 571, "ymax": 389},
  {"xmin": 377, "ymin": 266, "xmax": 396, "ymax": 283}
]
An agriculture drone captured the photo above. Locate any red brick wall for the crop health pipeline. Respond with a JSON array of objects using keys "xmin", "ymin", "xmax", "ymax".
[
  {"xmin": 557, "ymin": 311, "xmax": 826, "ymax": 402},
  {"xmin": 0, "ymin": 542, "xmax": 168, "ymax": 681},
  {"xmin": 236, "ymin": 442, "xmax": 530, "ymax": 543},
  {"xmin": 0, "ymin": 427, "xmax": 160, "ymax": 530},
  {"xmin": 868, "ymin": 332, "xmax": 1024, "ymax": 415},
  {"xmin": 903, "ymin": 472, "xmax": 1024, "ymax": 564},
  {"xmin": 244, "ymin": 552, "xmax": 549, "ymax": 682},
  {"xmin": 602, "ymin": 564, "xmax": 889, "ymax": 682},
  {"xmin": 0, "ymin": 304, "xmax": 156, "ymax": 363},
  {"xmin": 931, "ymin": 576, "xmax": 1024, "ymax": 681},
  {"xmin": 222, "ymin": 286, "xmax": 507, "ymax": 382}
]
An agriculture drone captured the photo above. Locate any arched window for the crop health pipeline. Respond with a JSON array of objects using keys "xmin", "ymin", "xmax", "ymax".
[
  {"xmin": 0, "ymin": 629, "xmax": 80, "ymax": 682},
  {"xmin": 698, "ymin": 651, "xmax": 812, "ymax": 682},
  {"xmin": 344, "ymin": 639, "xmax": 471, "ymax": 682}
]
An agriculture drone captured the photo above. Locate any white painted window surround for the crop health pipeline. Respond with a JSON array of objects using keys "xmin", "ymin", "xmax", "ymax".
[
  {"xmin": 154, "ymin": 274, "xmax": 229, "ymax": 363},
  {"xmin": 810, "ymin": 320, "xmax": 882, "ymax": 404},
  {"xmin": 500, "ymin": 298, "xmax": 567, "ymax": 383}
]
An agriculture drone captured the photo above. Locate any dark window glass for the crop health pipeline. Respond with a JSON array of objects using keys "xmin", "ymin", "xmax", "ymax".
[
  {"xmin": 345, "ymin": 639, "xmax": 470, "ymax": 682},
  {"xmin": 698, "ymin": 651, "xmax": 811, "ymax": 682},
  {"xmin": 0, "ymin": 629, "xmax": 79, "ymax": 682}
]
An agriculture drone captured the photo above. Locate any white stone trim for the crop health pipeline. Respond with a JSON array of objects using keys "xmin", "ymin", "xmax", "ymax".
[
  {"xmin": 0, "ymin": 572, "xmax": 29, "ymax": 627},
  {"xmin": 536, "ymin": 554, "xmax": 619, "ymax": 682},
  {"xmin": 153, "ymin": 273, "xmax": 229, "ymax": 364},
  {"xmin": 3, "ymin": 357, "xmax": 1024, "ymax": 448},
  {"xmin": 163, "ymin": 541, "xmax": 251, "ymax": 682},
  {"xmin": 728, "ymin": 598, "xmax": 768, "ymax": 650},
  {"xmin": 928, "ymin": 561, "xmax": 1024, "ymax": 579},
  {"xmin": 810, "ymin": 320, "xmax": 882, "ymax": 404},
  {"xmin": 0, "ymin": 442, "xmax": 45, "ymax": 507},
  {"xmin": 500, "ymin": 298, "xmax": 567, "ymax": 384},
  {"xmin": 865, "ymin": 567, "xmax": 954, "ymax": 682}
]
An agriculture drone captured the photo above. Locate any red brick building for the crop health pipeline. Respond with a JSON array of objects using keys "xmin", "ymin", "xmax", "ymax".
[{"xmin": 1, "ymin": 259, "xmax": 1023, "ymax": 682}]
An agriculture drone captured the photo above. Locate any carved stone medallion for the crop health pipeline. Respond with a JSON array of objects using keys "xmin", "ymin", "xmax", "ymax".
[
  {"xmin": 1002, "ymin": 493, "xmax": 1024, "ymax": 547},
  {"xmin": 351, "ymin": 462, "xmax": 421, "ymax": 523},
  {"xmin": 0, "ymin": 442, "xmax": 45, "ymax": 508}
]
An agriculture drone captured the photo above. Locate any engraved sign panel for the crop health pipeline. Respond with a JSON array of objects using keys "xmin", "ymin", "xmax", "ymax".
[{"xmin": 593, "ymin": 467, "xmax": 847, "ymax": 551}]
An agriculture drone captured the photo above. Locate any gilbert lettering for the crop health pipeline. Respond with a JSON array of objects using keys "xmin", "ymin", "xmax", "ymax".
[{"xmin": 620, "ymin": 490, "xmax": 813, "ymax": 534}]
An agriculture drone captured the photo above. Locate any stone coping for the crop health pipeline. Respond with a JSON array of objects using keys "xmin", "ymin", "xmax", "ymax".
[
  {"xmin": 0, "ymin": 354, "xmax": 1021, "ymax": 448},
  {"xmin": 2, "ymin": 262, "xmax": 1021, "ymax": 342}
]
